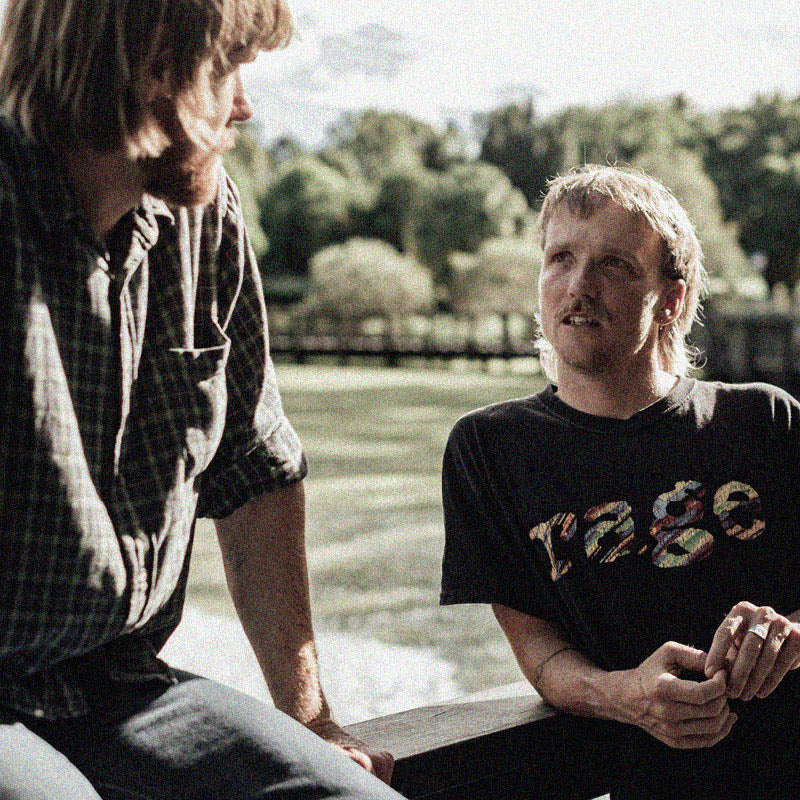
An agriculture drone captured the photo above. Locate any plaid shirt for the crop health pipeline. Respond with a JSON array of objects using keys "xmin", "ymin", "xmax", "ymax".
[{"xmin": 0, "ymin": 115, "xmax": 306, "ymax": 719}]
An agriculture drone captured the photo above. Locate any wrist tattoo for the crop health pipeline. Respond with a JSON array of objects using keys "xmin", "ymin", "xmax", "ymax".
[{"xmin": 531, "ymin": 645, "xmax": 579, "ymax": 689}]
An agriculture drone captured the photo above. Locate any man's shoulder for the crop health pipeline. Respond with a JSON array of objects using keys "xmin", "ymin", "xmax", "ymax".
[
  {"xmin": 448, "ymin": 393, "xmax": 549, "ymax": 445},
  {"xmin": 689, "ymin": 378, "xmax": 800, "ymax": 429}
]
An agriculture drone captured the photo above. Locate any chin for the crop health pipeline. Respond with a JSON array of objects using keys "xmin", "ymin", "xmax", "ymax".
[
  {"xmin": 556, "ymin": 347, "xmax": 613, "ymax": 375},
  {"xmin": 144, "ymin": 152, "xmax": 221, "ymax": 207}
]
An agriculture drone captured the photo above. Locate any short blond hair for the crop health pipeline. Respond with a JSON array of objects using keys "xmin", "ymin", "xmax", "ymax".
[
  {"xmin": 0, "ymin": 0, "xmax": 293, "ymax": 158},
  {"xmin": 537, "ymin": 164, "xmax": 709, "ymax": 379}
]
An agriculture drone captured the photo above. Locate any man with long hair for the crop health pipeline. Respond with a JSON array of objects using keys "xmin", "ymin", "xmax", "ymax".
[
  {"xmin": 441, "ymin": 165, "xmax": 800, "ymax": 798},
  {"xmin": 0, "ymin": 1, "xmax": 400, "ymax": 797}
]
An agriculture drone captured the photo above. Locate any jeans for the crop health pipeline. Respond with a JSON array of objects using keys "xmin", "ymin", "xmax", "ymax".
[{"xmin": 0, "ymin": 671, "xmax": 404, "ymax": 800}]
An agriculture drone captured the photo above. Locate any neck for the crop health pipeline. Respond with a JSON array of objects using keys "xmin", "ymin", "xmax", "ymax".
[
  {"xmin": 554, "ymin": 359, "xmax": 680, "ymax": 419},
  {"xmin": 64, "ymin": 148, "xmax": 146, "ymax": 238}
]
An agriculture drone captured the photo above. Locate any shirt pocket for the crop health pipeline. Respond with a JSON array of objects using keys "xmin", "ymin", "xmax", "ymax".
[{"xmin": 166, "ymin": 327, "xmax": 231, "ymax": 480}]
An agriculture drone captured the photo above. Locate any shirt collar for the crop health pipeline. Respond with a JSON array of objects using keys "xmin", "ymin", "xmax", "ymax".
[{"xmin": 21, "ymin": 136, "xmax": 174, "ymax": 247}]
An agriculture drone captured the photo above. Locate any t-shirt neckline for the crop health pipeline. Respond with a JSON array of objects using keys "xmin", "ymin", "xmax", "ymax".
[{"xmin": 537, "ymin": 376, "xmax": 695, "ymax": 433}]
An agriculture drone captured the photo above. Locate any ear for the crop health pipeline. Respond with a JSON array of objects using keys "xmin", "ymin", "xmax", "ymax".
[{"xmin": 657, "ymin": 279, "xmax": 687, "ymax": 326}]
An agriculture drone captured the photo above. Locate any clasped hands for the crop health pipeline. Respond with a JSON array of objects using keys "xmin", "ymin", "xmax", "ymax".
[{"xmin": 624, "ymin": 602, "xmax": 800, "ymax": 749}]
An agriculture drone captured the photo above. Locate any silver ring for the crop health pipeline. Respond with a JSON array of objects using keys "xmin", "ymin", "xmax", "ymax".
[{"xmin": 747, "ymin": 622, "xmax": 770, "ymax": 641}]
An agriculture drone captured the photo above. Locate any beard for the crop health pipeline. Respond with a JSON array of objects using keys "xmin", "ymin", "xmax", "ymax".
[
  {"xmin": 143, "ymin": 143, "xmax": 221, "ymax": 207},
  {"xmin": 141, "ymin": 96, "xmax": 226, "ymax": 207}
]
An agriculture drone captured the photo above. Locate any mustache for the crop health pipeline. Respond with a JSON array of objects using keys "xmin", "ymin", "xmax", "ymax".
[{"xmin": 557, "ymin": 298, "xmax": 607, "ymax": 321}]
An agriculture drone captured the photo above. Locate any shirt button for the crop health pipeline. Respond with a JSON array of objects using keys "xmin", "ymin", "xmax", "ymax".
[{"xmin": 32, "ymin": 708, "xmax": 45, "ymax": 719}]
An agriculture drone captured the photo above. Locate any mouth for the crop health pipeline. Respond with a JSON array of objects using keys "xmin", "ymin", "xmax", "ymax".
[{"xmin": 561, "ymin": 313, "xmax": 601, "ymax": 328}]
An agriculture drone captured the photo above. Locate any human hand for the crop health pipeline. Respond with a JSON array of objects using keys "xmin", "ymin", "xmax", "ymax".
[
  {"xmin": 619, "ymin": 641, "xmax": 735, "ymax": 748},
  {"xmin": 704, "ymin": 602, "xmax": 800, "ymax": 701},
  {"xmin": 306, "ymin": 716, "xmax": 394, "ymax": 785}
]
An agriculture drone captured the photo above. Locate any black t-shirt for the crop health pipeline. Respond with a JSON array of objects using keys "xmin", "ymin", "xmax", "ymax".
[{"xmin": 441, "ymin": 378, "xmax": 800, "ymax": 671}]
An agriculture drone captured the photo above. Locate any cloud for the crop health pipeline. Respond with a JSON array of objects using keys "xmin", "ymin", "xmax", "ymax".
[{"xmin": 276, "ymin": 22, "xmax": 417, "ymax": 94}]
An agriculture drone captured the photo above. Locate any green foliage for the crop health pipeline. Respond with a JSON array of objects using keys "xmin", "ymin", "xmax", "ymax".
[
  {"xmin": 697, "ymin": 94, "xmax": 800, "ymax": 287},
  {"xmin": 235, "ymin": 94, "xmax": 800, "ymax": 310},
  {"xmin": 478, "ymin": 98, "xmax": 699, "ymax": 210},
  {"xmin": 223, "ymin": 124, "xmax": 275, "ymax": 262},
  {"xmin": 449, "ymin": 237, "xmax": 542, "ymax": 317},
  {"xmin": 479, "ymin": 100, "xmax": 562, "ymax": 206},
  {"xmin": 355, "ymin": 168, "xmax": 438, "ymax": 253},
  {"xmin": 328, "ymin": 110, "xmax": 468, "ymax": 181},
  {"xmin": 306, "ymin": 237, "xmax": 434, "ymax": 319},
  {"xmin": 632, "ymin": 146, "xmax": 754, "ymax": 292},
  {"xmin": 328, "ymin": 110, "xmax": 441, "ymax": 180},
  {"xmin": 554, "ymin": 99, "xmax": 697, "ymax": 169},
  {"xmin": 259, "ymin": 156, "xmax": 361, "ymax": 277},
  {"xmin": 415, "ymin": 162, "xmax": 530, "ymax": 285}
]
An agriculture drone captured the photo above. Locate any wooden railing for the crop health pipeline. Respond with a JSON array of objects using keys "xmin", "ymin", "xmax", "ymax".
[{"xmin": 345, "ymin": 682, "xmax": 618, "ymax": 800}]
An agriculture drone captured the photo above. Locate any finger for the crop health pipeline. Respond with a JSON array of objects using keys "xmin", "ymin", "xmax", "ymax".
[
  {"xmin": 370, "ymin": 750, "xmax": 395, "ymax": 784},
  {"xmin": 665, "ymin": 693, "xmax": 728, "ymax": 721},
  {"xmin": 724, "ymin": 643, "xmax": 739, "ymax": 673},
  {"xmin": 659, "ymin": 668, "xmax": 727, "ymax": 705},
  {"xmin": 672, "ymin": 711, "xmax": 737, "ymax": 749},
  {"xmin": 740, "ymin": 624, "xmax": 789, "ymax": 700},
  {"xmin": 705, "ymin": 613, "xmax": 746, "ymax": 677},
  {"xmin": 728, "ymin": 621, "xmax": 772, "ymax": 697},
  {"xmin": 664, "ymin": 641, "xmax": 708, "ymax": 675},
  {"xmin": 675, "ymin": 708, "xmax": 735, "ymax": 737},
  {"xmin": 755, "ymin": 630, "xmax": 800, "ymax": 698},
  {"xmin": 342, "ymin": 747, "xmax": 374, "ymax": 773}
]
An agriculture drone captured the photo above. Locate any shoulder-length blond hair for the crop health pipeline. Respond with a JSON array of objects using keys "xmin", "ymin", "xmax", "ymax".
[
  {"xmin": 537, "ymin": 164, "xmax": 709, "ymax": 381},
  {"xmin": 0, "ymin": 0, "xmax": 292, "ymax": 158}
]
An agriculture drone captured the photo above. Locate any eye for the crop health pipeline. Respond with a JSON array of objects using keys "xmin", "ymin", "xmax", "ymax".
[
  {"xmin": 548, "ymin": 250, "xmax": 570, "ymax": 265},
  {"xmin": 601, "ymin": 255, "xmax": 635, "ymax": 274}
]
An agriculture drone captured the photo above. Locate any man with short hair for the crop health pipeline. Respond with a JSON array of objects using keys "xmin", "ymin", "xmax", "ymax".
[
  {"xmin": 441, "ymin": 165, "xmax": 800, "ymax": 799},
  {"xmin": 0, "ymin": 1, "xmax": 401, "ymax": 797}
]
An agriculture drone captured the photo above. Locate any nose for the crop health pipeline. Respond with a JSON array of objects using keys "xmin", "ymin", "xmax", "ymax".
[
  {"xmin": 230, "ymin": 69, "xmax": 253, "ymax": 124},
  {"xmin": 566, "ymin": 259, "xmax": 596, "ymax": 299}
]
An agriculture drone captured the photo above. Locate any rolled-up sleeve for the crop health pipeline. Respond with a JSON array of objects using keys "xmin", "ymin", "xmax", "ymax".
[{"xmin": 196, "ymin": 175, "xmax": 307, "ymax": 520}]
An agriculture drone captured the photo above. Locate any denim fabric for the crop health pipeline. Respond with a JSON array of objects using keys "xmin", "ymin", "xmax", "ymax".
[{"xmin": 0, "ymin": 672, "xmax": 404, "ymax": 800}]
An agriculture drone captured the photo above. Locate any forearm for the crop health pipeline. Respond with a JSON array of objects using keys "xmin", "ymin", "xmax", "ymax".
[
  {"xmin": 492, "ymin": 604, "xmax": 634, "ymax": 724},
  {"xmin": 214, "ymin": 481, "xmax": 330, "ymax": 724}
]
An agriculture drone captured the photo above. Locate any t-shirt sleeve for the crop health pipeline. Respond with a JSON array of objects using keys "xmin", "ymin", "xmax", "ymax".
[
  {"xmin": 440, "ymin": 416, "xmax": 552, "ymax": 619},
  {"xmin": 196, "ymin": 175, "xmax": 306, "ymax": 520}
]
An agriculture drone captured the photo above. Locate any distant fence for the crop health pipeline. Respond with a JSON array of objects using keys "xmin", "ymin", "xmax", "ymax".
[
  {"xmin": 269, "ymin": 331, "xmax": 540, "ymax": 367},
  {"xmin": 270, "ymin": 308, "xmax": 800, "ymax": 393},
  {"xmin": 701, "ymin": 306, "xmax": 800, "ymax": 394},
  {"xmin": 267, "ymin": 312, "xmax": 540, "ymax": 368}
]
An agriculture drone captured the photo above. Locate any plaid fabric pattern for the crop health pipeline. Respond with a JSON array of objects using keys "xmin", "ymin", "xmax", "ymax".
[{"xmin": 0, "ymin": 115, "xmax": 306, "ymax": 719}]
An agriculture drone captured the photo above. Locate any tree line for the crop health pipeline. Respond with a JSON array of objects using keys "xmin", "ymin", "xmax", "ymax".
[{"xmin": 224, "ymin": 94, "xmax": 800, "ymax": 320}]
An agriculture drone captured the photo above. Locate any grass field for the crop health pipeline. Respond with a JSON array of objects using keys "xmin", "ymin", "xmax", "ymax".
[{"xmin": 186, "ymin": 361, "xmax": 547, "ymax": 699}]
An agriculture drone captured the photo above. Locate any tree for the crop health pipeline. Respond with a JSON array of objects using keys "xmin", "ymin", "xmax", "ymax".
[
  {"xmin": 305, "ymin": 238, "xmax": 434, "ymax": 322},
  {"xmin": 354, "ymin": 168, "xmax": 438, "ymax": 254},
  {"xmin": 327, "ymin": 110, "xmax": 464, "ymax": 181},
  {"xmin": 415, "ymin": 162, "xmax": 531, "ymax": 286},
  {"xmin": 697, "ymin": 94, "xmax": 800, "ymax": 288},
  {"xmin": 554, "ymin": 99, "xmax": 698, "ymax": 171},
  {"xmin": 478, "ymin": 100, "xmax": 562, "ymax": 207},
  {"xmin": 259, "ymin": 157, "xmax": 361, "ymax": 278},
  {"xmin": 449, "ymin": 237, "xmax": 542, "ymax": 318},
  {"xmin": 632, "ymin": 146, "xmax": 754, "ymax": 293},
  {"xmin": 223, "ymin": 124, "xmax": 275, "ymax": 263}
]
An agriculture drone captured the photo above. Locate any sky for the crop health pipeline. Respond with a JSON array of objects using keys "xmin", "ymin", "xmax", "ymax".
[
  {"xmin": 244, "ymin": 0, "xmax": 800, "ymax": 147},
  {"xmin": 1, "ymin": 1, "xmax": 799, "ymax": 147}
]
